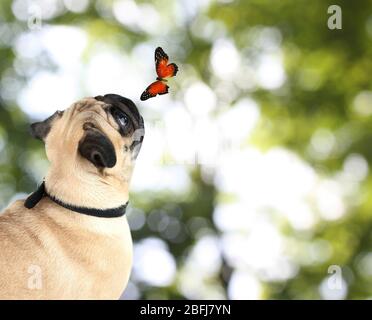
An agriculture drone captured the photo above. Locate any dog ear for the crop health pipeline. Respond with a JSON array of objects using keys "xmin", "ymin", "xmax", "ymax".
[
  {"xmin": 30, "ymin": 111, "xmax": 61, "ymax": 141},
  {"xmin": 30, "ymin": 120, "xmax": 52, "ymax": 141},
  {"xmin": 78, "ymin": 129, "xmax": 117, "ymax": 168}
]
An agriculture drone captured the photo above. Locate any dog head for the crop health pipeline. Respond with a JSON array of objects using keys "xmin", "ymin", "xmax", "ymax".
[{"xmin": 30, "ymin": 94, "xmax": 145, "ymax": 184}]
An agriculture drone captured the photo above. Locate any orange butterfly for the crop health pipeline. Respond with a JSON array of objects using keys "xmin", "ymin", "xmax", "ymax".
[{"xmin": 140, "ymin": 47, "xmax": 179, "ymax": 101}]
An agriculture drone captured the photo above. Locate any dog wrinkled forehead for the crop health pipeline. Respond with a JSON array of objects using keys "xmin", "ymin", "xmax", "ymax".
[{"xmin": 95, "ymin": 94, "xmax": 144, "ymax": 130}]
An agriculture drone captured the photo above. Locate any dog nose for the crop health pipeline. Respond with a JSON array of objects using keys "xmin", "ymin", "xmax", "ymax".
[{"xmin": 78, "ymin": 129, "xmax": 117, "ymax": 169}]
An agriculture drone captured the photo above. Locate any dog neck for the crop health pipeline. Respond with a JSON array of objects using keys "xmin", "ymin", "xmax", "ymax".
[
  {"xmin": 24, "ymin": 181, "xmax": 128, "ymax": 218},
  {"xmin": 44, "ymin": 165, "xmax": 130, "ymax": 210}
]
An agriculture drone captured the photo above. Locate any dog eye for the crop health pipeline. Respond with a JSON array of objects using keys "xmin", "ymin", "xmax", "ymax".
[
  {"xmin": 110, "ymin": 107, "xmax": 131, "ymax": 134},
  {"xmin": 117, "ymin": 113, "xmax": 128, "ymax": 127}
]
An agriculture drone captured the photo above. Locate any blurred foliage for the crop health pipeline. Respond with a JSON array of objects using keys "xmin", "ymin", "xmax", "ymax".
[{"xmin": 0, "ymin": 0, "xmax": 372, "ymax": 300}]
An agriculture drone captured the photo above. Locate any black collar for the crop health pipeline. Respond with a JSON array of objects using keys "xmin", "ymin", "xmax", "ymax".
[{"xmin": 24, "ymin": 181, "xmax": 128, "ymax": 218}]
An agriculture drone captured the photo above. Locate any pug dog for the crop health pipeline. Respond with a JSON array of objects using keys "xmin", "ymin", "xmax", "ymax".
[{"xmin": 0, "ymin": 94, "xmax": 144, "ymax": 299}]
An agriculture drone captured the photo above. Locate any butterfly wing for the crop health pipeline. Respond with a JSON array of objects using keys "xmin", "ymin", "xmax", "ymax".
[
  {"xmin": 140, "ymin": 80, "xmax": 169, "ymax": 101},
  {"xmin": 155, "ymin": 47, "xmax": 179, "ymax": 79}
]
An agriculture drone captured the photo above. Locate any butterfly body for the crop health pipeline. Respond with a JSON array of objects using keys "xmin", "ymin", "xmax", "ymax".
[
  {"xmin": 156, "ymin": 77, "xmax": 168, "ymax": 82},
  {"xmin": 140, "ymin": 47, "xmax": 178, "ymax": 101}
]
